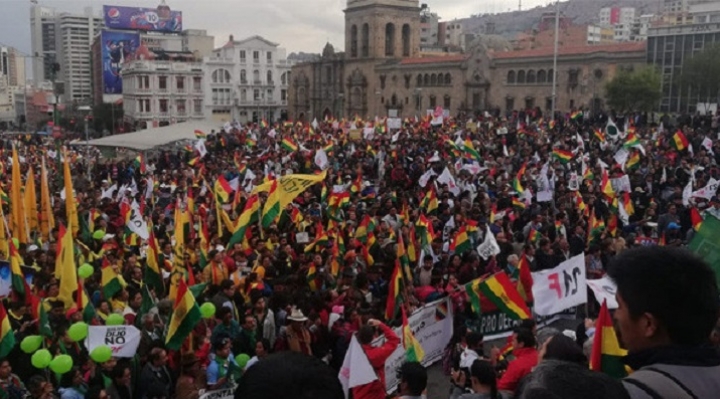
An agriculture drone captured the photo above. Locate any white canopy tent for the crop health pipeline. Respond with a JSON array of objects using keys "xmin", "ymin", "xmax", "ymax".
[{"xmin": 77, "ymin": 120, "xmax": 219, "ymax": 151}]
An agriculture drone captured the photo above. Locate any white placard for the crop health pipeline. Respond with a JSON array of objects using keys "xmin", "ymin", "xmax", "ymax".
[
  {"xmin": 199, "ymin": 388, "xmax": 234, "ymax": 399},
  {"xmin": 586, "ymin": 276, "xmax": 619, "ymax": 309},
  {"xmin": 295, "ymin": 232, "xmax": 310, "ymax": 244},
  {"xmin": 476, "ymin": 226, "xmax": 500, "ymax": 260},
  {"xmin": 610, "ymin": 175, "xmax": 631, "ymax": 194},
  {"xmin": 85, "ymin": 325, "xmax": 141, "ymax": 358},
  {"xmin": 531, "ymin": 254, "xmax": 588, "ymax": 316}
]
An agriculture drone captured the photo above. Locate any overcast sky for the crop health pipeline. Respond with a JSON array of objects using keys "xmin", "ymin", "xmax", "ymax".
[{"xmin": 0, "ymin": 0, "xmax": 551, "ymax": 56}]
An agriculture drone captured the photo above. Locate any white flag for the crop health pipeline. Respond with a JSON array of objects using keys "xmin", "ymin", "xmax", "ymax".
[
  {"xmin": 267, "ymin": 129, "xmax": 277, "ymax": 138},
  {"xmin": 126, "ymin": 200, "xmax": 149, "ymax": 240},
  {"xmin": 437, "ymin": 167, "xmax": 459, "ymax": 196},
  {"xmin": 144, "ymin": 178, "xmax": 153, "ymax": 199},
  {"xmin": 315, "ymin": 148, "xmax": 329, "ymax": 170},
  {"xmin": 195, "ymin": 139, "xmax": 208, "ymax": 158},
  {"xmin": 683, "ymin": 180, "xmax": 693, "ymax": 207},
  {"xmin": 614, "ymin": 148, "xmax": 629, "ymax": 170},
  {"xmin": 702, "ymin": 137, "xmax": 714, "ymax": 155},
  {"xmin": 418, "ymin": 169, "xmax": 437, "ymax": 188},
  {"xmin": 476, "ymin": 226, "xmax": 500, "ymax": 260},
  {"xmin": 339, "ymin": 335, "xmax": 378, "ymax": 399},
  {"xmin": 101, "ymin": 184, "xmax": 117, "ymax": 200},
  {"xmin": 586, "ymin": 276, "xmax": 619, "ymax": 309},
  {"xmin": 660, "ymin": 167, "xmax": 667, "ymax": 184},
  {"xmin": 691, "ymin": 178, "xmax": 719, "ymax": 200},
  {"xmin": 391, "ymin": 131, "xmax": 400, "ymax": 143}
]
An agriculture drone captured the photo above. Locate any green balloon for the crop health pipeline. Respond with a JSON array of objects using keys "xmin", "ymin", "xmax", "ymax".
[
  {"xmin": 92, "ymin": 230, "xmax": 104, "ymax": 240},
  {"xmin": 31, "ymin": 349, "xmax": 52, "ymax": 369},
  {"xmin": 90, "ymin": 345, "xmax": 113, "ymax": 363},
  {"xmin": 49, "ymin": 354, "xmax": 73, "ymax": 375},
  {"xmin": 236, "ymin": 353, "xmax": 250, "ymax": 369},
  {"xmin": 106, "ymin": 313, "xmax": 124, "ymax": 326},
  {"xmin": 78, "ymin": 263, "xmax": 94, "ymax": 279},
  {"xmin": 200, "ymin": 302, "xmax": 216, "ymax": 319},
  {"xmin": 67, "ymin": 322, "xmax": 88, "ymax": 342},
  {"xmin": 20, "ymin": 335, "xmax": 43, "ymax": 354}
]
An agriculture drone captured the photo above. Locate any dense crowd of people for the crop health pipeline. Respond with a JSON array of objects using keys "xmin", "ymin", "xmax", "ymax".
[{"xmin": 0, "ymin": 107, "xmax": 719, "ymax": 399}]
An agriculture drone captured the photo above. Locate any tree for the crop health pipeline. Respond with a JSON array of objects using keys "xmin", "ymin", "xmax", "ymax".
[
  {"xmin": 679, "ymin": 44, "xmax": 720, "ymax": 114},
  {"xmin": 605, "ymin": 66, "xmax": 662, "ymax": 113}
]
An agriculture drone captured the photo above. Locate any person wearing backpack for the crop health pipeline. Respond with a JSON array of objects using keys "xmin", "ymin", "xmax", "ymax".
[{"xmin": 608, "ymin": 246, "xmax": 720, "ymax": 399}]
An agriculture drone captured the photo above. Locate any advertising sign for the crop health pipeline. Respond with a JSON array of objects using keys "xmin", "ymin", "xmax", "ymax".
[
  {"xmin": 104, "ymin": 5, "xmax": 182, "ymax": 33},
  {"xmin": 101, "ymin": 30, "xmax": 140, "ymax": 94}
]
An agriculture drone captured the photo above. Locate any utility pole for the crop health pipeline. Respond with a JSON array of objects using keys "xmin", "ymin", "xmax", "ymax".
[{"xmin": 550, "ymin": 0, "xmax": 560, "ymax": 119}]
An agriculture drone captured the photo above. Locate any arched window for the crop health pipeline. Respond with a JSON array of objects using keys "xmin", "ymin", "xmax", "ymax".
[
  {"xmin": 417, "ymin": 74, "xmax": 422, "ymax": 87},
  {"xmin": 423, "ymin": 74, "xmax": 430, "ymax": 86},
  {"xmin": 281, "ymin": 72, "xmax": 286, "ymax": 85},
  {"xmin": 350, "ymin": 25, "xmax": 358, "ymax": 58},
  {"xmin": 548, "ymin": 69, "xmax": 554, "ymax": 82},
  {"xmin": 430, "ymin": 74, "xmax": 437, "ymax": 86},
  {"xmin": 351, "ymin": 87, "xmax": 362, "ymax": 107},
  {"xmin": 507, "ymin": 70, "xmax": 516, "ymax": 84},
  {"xmin": 537, "ymin": 70, "xmax": 547, "ymax": 83},
  {"xmin": 402, "ymin": 24, "xmax": 411, "ymax": 57},
  {"xmin": 240, "ymin": 69, "xmax": 247, "ymax": 83},
  {"xmin": 361, "ymin": 24, "xmax": 369, "ymax": 57},
  {"xmin": 267, "ymin": 70, "xmax": 273, "ymax": 84},
  {"xmin": 212, "ymin": 69, "xmax": 231, "ymax": 83},
  {"xmin": 241, "ymin": 89, "xmax": 247, "ymax": 101},
  {"xmin": 391, "ymin": 94, "xmax": 397, "ymax": 105},
  {"xmin": 385, "ymin": 23, "xmax": 395, "ymax": 56},
  {"xmin": 517, "ymin": 70, "xmax": 526, "ymax": 84},
  {"xmin": 527, "ymin": 70, "xmax": 536, "ymax": 84},
  {"xmin": 253, "ymin": 70, "xmax": 260, "ymax": 83},
  {"xmin": 445, "ymin": 73, "xmax": 452, "ymax": 85}
]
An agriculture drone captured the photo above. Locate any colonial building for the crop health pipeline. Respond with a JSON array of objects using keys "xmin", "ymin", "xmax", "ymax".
[
  {"xmin": 289, "ymin": 0, "xmax": 648, "ymax": 120},
  {"xmin": 203, "ymin": 35, "xmax": 294, "ymax": 124}
]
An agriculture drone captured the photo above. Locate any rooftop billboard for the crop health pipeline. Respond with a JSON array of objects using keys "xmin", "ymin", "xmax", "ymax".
[{"xmin": 103, "ymin": 5, "xmax": 182, "ymax": 33}]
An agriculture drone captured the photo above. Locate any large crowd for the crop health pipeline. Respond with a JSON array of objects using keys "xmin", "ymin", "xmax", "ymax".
[{"xmin": 0, "ymin": 107, "xmax": 719, "ymax": 399}]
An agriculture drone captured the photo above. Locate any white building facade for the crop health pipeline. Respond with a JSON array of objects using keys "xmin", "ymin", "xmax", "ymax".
[
  {"xmin": 122, "ymin": 59, "xmax": 205, "ymax": 130},
  {"xmin": 203, "ymin": 35, "xmax": 294, "ymax": 124}
]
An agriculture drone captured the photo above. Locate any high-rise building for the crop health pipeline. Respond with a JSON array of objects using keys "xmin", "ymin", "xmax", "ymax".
[
  {"xmin": 30, "ymin": 5, "xmax": 103, "ymax": 103},
  {"xmin": 0, "ymin": 46, "xmax": 26, "ymax": 87}
]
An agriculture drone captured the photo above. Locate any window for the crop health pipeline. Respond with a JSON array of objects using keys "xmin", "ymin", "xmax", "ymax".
[
  {"xmin": 253, "ymin": 70, "xmax": 260, "ymax": 84},
  {"xmin": 212, "ymin": 69, "xmax": 231, "ymax": 84},
  {"xmin": 402, "ymin": 24, "xmax": 411, "ymax": 57},
  {"xmin": 525, "ymin": 97, "xmax": 534, "ymax": 109},
  {"xmin": 362, "ymin": 24, "xmax": 369, "ymax": 57},
  {"xmin": 281, "ymin": 73, "xmax": 287, "ymax": 85},
  {"xmin": 424, "ymin": 74, "xmax": 429, "ymax": 86},
  {"xmin": 176, "ymin": 99, "xmax": 186, "ymax": 115},
  {"xmin": 267, "ymin": 70, "xmax": 273, "ymax": 84},
  {"xmin": 254, "ymin": 89, "xmax": 260, "ymax": 100},
  {"xmin": 240, "ymin": 50, "xmax": 246, "ymax": 62},
  {"xmin": 472, "ymin": 92, "xmax": 481, "ymax": 109},
  {"xmin": 241, "ymin": 70, "xmax": 247, "ymax": 83},
  {"xmin": 429, "ymin": 95, "xmax": 436, "ymax": 108},
  {"xmin": 380, "ymin": 75, "xmax": 386, "ymax": 90},
  {"xmin": 176, "ymin": 77, "xmax": 185, "ymax": 91},
  {"xmin": 159, "ymin": 76, "xmax": 168, "ymax": 90},
  {"xmin": 267, "ymin": 89, "xmax": 273, "ymax": 99},
  {"xmin": 537, "ymin": 70, "xmax": 547, "ymax": 83},
  {"xmin": 281, "ymin": 89, "xmax": 287, "ymax": 101},
  {"xmin": 193, "ymin": 77, "xmax": 202, "ymax": 91},
  {"xmin": 159, "ymin": 99, "xmax": 169, "ymax": 113},
  {"xmin": 507, "ymin": 70, "xmax": 516, "ymax": 84},
  {"xmin": 193, "ymin": 99, "xmax": 202, "ymax": 114},
  {"xmin": 137, "ymin": 75, "xmax": 149, "ymax": 89},
  {"xmin": 517, "ymin": 70, "xmax": 526, "ymax": 84},
  {"xmin": 138, "ymin": 99, "xmax": 150, "ymax": 113},
  {"xmin": 267, "ymin": 52, "xmax": 272, "ymax": 62},
  {"xmin": 445, "ymin": 73, "xmax": 452, "ymax": 85},
  {"xmin": 351, "ymin": 25, "xmax": 358, "ymax": 58},
  {"xmin": 385, "ymin": 23, "xmax": 395, "ymax": 56},
  {"xmin": 253, "ymin": 51, "xmax": 259, "ymax": 61},
  {"xmin": 505, "ymin": 97, "xmax": 514, "ymax": 111},
  {"xmin": 430, "ymin": 74, "xmax": 437, "ymax": 86},
  {"xmin": 444, "ymin": 95, "xmax": 451, "ymax": 109},
  {"xmin": 415, "ymin": 94, "xmax": 422, "ymax": 110},
  {"xmin": 416, "ymin": 74, "xmax": 422, "ymax": 87},
  {"xmin": 241, "ymin": 89, "xmax": 247, "ymax": 101},
  {"xmin": 527, "ymin": 70, "xmax": 536, "ymax": 84}
]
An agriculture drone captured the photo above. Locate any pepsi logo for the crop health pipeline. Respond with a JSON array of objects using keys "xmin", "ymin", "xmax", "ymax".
[{"xmin": 107, "ymin": 8, "xmax": 120, "ymax": 18}]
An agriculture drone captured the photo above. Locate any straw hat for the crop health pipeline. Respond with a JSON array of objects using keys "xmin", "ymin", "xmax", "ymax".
[{"xmin": 287, "ymin": 307, "xmax": 308, "ymax": 322}]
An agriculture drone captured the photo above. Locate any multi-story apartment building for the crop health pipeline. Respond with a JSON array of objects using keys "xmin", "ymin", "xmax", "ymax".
[
  {"xmin": 203, "ymin": 35, "xmax": 294, "ymax": 124},
  {"xmin": 122, "ymin": 59, "xmax": 205, "ymax": 129}
]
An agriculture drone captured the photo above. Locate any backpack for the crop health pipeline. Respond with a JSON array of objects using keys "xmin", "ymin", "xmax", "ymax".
[{"xmin": 624, "ymin": 367, "xmax": 697, "ymax": 399}]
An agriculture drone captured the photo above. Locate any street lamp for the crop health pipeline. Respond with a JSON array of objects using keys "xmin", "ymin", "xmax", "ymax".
[{"xmin": 78, "ymin": 105, "xmax": 92, "ymax": 180}]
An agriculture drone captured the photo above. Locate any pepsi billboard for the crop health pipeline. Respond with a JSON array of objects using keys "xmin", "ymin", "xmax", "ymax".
[{"xmin": 103, "ymin": 5, "xmax": 182, "ymax": 33}]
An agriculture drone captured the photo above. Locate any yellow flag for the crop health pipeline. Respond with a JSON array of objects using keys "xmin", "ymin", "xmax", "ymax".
[
  {"xmin": 24, "ymin": 165, "xmax": 38, "ymax": 232},
  {"xmin": 10, "ymin": 145, "xmax": 27, "ymax": 243},
  {"xmin": 40, "ymin": 159, "xmax": 55, "ymax": 241},
  {"xmin": 0, "ymin": 208, "xmax": 8, "ymax": 259},
  {"xmin": 63, "ymin": 148, "xmax": 79, "ymax": 236},
  {"xmin": 55, "ymin": 223, "xmax": 77, "ymax": 310}
]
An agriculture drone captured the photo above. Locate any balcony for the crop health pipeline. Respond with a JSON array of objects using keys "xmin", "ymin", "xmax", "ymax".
[
  {"xmin": 253, "ymin": 80, "xmax": 262, "ymax": 85},
  {"xmin": 240, "ymin": 79, "xmax": 248, "ymax": 85}
]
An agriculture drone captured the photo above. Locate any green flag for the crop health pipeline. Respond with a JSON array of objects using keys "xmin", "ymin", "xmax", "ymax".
[
  {"xmin": 688, "ymin": 216, "xmax": 720, "ymax": 288},
  {"xmin": 39, "ymin": 304, "xmax": 53, "ymax": 339}
]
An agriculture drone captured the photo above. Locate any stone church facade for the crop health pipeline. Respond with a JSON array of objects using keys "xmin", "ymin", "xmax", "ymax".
[{"xmin": 289, "ymin": 0, "xmax": 647, "ymax": 120}]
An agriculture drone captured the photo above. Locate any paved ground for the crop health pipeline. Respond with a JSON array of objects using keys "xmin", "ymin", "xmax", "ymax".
[{"xmin": 424, "ymin": 318, "xmax": 581, "ymax": 399}]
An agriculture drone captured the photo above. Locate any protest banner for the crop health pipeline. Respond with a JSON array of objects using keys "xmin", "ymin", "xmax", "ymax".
[
  {"xmin": 586, "ymin": 276, "xmax": 619, "ymax": 309},
  {"xmin": 85, "ymin": 325, "xmax": 141, "ymax": 357},
  {"xmin": 531, "ymin": 254, "xmax": 587, "ymax": 316}
]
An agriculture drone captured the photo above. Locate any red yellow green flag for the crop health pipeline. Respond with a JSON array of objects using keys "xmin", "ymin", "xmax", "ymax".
[
  {"xmin": 0, "ymin": 301, "xmax": 15, "ymax": 358},
  {"xmin": 590, "ymin": 300, "xmax": 628, "ymax": 378},
  {"xmin": 385, "ymin": 260, "xmax": 404, "ymax": 321},
  {"xmin": 165, "ymin": 279, "xmax": 202, "ymax": 350},
  {"xmin": 402, "ymin": 306, "xmax": 424, "ymax": 362}
]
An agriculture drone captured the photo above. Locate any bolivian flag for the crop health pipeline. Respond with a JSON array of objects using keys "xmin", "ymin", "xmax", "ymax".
[
  {"xmin": 512, "ymin": 197, "xmax": 526, "ymax": 210},
  {"xmin": 165, "ymin": 279, "xmax": 202, "ymax": 350},
  {"xmin": 450, "ymin": 226, "xmax": 471, "ymax": 255},
  {"xmin": 281, "ymin": 138, "xmax": 298, "ymax": 152},
  {"xmin": 228, "ymin": 194, "xmax": 260, "ymax": 247},
  {"xmin": 467, "ymin": 273, "xmax": 531, "ymax": 320},
  {"xmin": 402, "ymin": 306, "xmax": 424, "ymax": 362},
  {"xmin": 214, "ymin": 175, "xmax": 233, "ymax": 203},
  {"xmin": 9, "ymin": 240, "xmax": 24, "ymax": 296},
  {"xmin": 672, "ymin": 130, "xmax": 689, "ymax": 151},
  {"xmin": 385, "ymin": 260, "xmax": 404, "ymax": 321},
  {"xmin": 194, "ymin": 129, "xmax": 207, "ymax": 139},
  {"xmin": 420, "ymin": 188, "xmax": 439, "ymax": 214},
  {"xmin": 552, "ymin": 149, "xmax": 573, "ymax": 164},
  {"xmin": 590, "ymin": 300, "xmax": 627, "ymax": 378},
  {"xmin": 261, "ymin": 180, "xmax": 281, "ymax": 228},
  {"xmin": 0, "ymin": 301, "xmax": 15, "ymax": 358},
  {"xmin": 463, "ymin": 139, "xmax": 482, "ymax": 161}
]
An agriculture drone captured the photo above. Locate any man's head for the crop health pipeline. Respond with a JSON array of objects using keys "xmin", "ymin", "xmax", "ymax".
[
  {"xmin": 357, "ymin": 325, "xmax": 375, "ymax": 345},
  {"xmin": 235, "ymin": 352, "xmax": 343, "ymax": 399},
  {"xmin": 398, "ymin": 362, "xmax": 427, "ymax": 397},
  {"xmin": 516, "ymin": 360, "xmax": 630, "ymax": 399},
  {"xmin": 608, "ymin": 246, "xmax": 719, "ymax": 352},
  {"xmin": 466, "ymin": 331, "xmax": 483, "ymax": 351},
  {"xmin": 149, "ymin": 348, "xmax": 167, "ymax": 367},
  {"xmin": 513, "ymin": 328, "xmax": 536, "ymax": 350}
]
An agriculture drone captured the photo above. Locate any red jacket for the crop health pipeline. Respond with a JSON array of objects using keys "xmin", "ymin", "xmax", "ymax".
[
  {"xmin": 498, "ymin": 346, "xmax": 538, "ymax": 392},
  {"xmin": 352, "ymin": 323, "xmax": 400, "ymax": 399}
]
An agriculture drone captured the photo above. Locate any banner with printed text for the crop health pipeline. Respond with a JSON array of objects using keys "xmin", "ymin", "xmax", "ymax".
[
  {"xmin": 531, "ymin": 254, "xmax": 588, "ymax": 316},
  {"xmin": 85, "ymin": 325, "xmax": 141, "ymax": 358},
  {"xmin": 378, "ymin": 298, "xmax": 454, "ymax": 393}
]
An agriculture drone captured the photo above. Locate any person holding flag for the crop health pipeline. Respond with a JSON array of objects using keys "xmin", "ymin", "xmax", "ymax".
[{"xmin": 352, "ymin": 318, "xmax": 400, "ymax": 399}]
